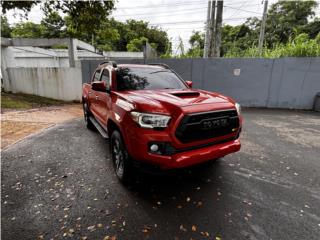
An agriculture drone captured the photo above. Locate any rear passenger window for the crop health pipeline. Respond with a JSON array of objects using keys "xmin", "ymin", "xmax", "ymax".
[{"xmin": 93, "ymin": 69, "xmax": 101, "ymax": 82}]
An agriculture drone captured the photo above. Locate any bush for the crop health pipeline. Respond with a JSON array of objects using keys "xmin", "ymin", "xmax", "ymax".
[{"xmin": 225, "ymin": 33, "xmax": 320, "ymax": 58}]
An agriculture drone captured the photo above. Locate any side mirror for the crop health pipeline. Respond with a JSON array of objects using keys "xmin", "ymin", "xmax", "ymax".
[
  {"xmin": 92, "ymin": 81, "xmax": 106, "ymax": 92},
  {"xmin": 186, "ymin": 80, "xmax": 193, "ymax": 88}
]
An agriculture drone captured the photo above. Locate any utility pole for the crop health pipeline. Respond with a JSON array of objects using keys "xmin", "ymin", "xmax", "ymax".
[
  {"xmin": 203, "ymin": 0, "xmax": 212, "ymax": 58},
  {"xmin": 213, "ymin": 0, "xmax": 223, "ymax": 57},
  {"xmin": 258, "ymin": 0, "xmax": 268, "ymax": 55},
  {"xmin": 208, "ymin": 0, "xmax": 216, "ymax": 57}
]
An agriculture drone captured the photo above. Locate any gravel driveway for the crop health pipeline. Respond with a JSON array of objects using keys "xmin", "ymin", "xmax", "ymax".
[{"xmin": 1, "ymin": 109, "xmax": 320, "ymax": 240}]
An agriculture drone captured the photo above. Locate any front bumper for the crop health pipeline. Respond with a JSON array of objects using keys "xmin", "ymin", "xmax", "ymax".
[
  {"xmin": 159, "ymin": 139, "xmax": 240, "ymax": 169},
  {"xmin": 125, "ymin": 125, "xmax": 241, "ymax": 169}
]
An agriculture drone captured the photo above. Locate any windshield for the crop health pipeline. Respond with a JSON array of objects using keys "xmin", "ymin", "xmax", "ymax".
[{"xmin": 116, "ymin": 67, "xmax": 187, "ymax": 91}]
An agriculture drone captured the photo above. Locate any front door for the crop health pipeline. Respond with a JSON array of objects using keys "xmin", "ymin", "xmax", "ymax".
[
  {"xmin": 94, "ymin": 68, "xmax": 111, "ymax": 127},
  {"xmin": 89, "ymin": 69, "xmax": 101, "ymax": 118}
]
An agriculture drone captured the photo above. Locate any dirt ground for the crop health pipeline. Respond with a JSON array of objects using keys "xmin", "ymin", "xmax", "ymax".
[{"xmin": 1, "ymin": 105, "xmax": 83, "ymax": 149}]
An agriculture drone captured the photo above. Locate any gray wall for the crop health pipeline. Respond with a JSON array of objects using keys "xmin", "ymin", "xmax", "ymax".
[
  {"xmin": 81, "ymin": 57, "xmax": 320, "ymax": 110},
  {"xmin": 5, "ymin": 67, "xmax": 82, "ymax": 101}
]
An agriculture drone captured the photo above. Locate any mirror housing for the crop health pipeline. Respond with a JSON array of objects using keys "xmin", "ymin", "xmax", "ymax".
[
  {"xmin": 186, "ymin": 80, "xmax": 193, "ymax": 88},
  {"xmin": 92, "ymin": 81, "xmax": 107, "ymax": 92}
]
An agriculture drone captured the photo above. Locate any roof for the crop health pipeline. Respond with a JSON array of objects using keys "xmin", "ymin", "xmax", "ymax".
[
  {"xmin": 97, "ymin": 63, "xmax": 168, "ymax": 70},
  {"xmin": 118, "ymin": 64, "xmax": 164, "ymax": 68}
]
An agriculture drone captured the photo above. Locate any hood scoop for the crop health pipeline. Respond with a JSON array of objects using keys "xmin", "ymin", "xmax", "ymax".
[{"xmin": 169, "ymin": 91, "xmax": 200, "ymax": 98}]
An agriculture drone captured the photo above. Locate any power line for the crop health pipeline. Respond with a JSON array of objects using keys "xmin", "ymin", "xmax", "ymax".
[
  {"xmin": 149, "ymin": 20, "xmax": 206, "ymax": 26},
  {"xmin": 148, "ymin": 17, "xmax": 251, "ymax": 26},
  {"xmin": 224, "ymin": 0, "xmax": 254, "ymax": 19},
  {"xmin": 114, "ymin": 7, "xmax": 206, "ymax": 17},
  {"xmin": 115, "ymin": 2, "xmax": 263, "ymax": 17},
  {"xmin": 224, "ymin": 5, "xmax": 262, "ymax": 15}
]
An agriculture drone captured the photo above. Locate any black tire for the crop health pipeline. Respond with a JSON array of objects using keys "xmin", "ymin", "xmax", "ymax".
[
  {"xmin": 110, "ymin": 130, "xmax": 132, "ymax": 184},
  {"xmin": 83, "ymin": 102, "xmax": 95, "ymax": 130}
]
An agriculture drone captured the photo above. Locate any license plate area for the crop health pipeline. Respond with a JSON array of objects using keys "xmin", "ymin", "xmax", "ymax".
[{"xmin": 201, "ymin": 117, "xmax": 229, "ymax": 130}]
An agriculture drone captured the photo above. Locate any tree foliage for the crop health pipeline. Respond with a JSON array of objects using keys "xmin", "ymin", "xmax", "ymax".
[
  {"xmin": 1, "ymin": 16, "xmax": 12, "ymax": 37},
  {"xmin": 265, "ymin": 0, "xmax": 318, "ymax": 46},
  {"xmin": 127, "ymin": 37, "xmax": 148, "ymax": 52},
  {"xmin": 2, "ymin": 1, "xmax": 170, "ymax": 55},
  {"xmin": 186, "ymin": 31, "xmax": 204, "ymax": 57},
  {"xmin": 11, "ymin": 22, "xmax": 43, "ymax": 38},
  {"xmin": 108, "ymin": 19, "xmax": 169, "ymax": 55},
  {"xmin": 1, "ymin": 1, "xmax": 38, "ymax": 14},
  {"xmin": 43, "ymin": 0, "xmax": 115, "ymax": 43},
  {"xmin": 225, "ymin": 33, "xmax": 320, "ymax": 58},
  {"xmin": 40, "ymin": 12, "xmax": 66, "ymax": 38},
  {"xmin": 184, "ymin": 0, "xmax": 319, "ymax": 58}
]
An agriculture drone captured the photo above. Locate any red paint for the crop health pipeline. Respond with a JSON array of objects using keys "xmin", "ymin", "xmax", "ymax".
[{"xmin": 83, "ymin": 63, "xmax": 242, "ymax": 169}]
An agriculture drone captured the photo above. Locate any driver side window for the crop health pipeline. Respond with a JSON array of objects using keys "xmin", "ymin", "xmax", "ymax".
[
  {"xmin": 93, "ymin": 69, "xmax": 101, "ymax": 82},
  {"xmin": 100, "ymin": 69, "xmax": 111, "ymax": 90}
]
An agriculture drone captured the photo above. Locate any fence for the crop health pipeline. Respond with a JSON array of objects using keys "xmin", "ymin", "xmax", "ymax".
[{"xmin": 82, "ymin": 57, "xmax": 320, "ymax": 109}]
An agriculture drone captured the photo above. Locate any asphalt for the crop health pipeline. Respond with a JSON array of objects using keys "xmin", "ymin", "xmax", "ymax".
[{"xmin": 1, "ymin": 109, "xmax": 320, "ymax": 240}]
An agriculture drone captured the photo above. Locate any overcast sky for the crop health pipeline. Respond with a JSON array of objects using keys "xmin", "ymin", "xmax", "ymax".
[{"xmin": 5, "ymin": 0, "xmax": 320, "ymax": 52}]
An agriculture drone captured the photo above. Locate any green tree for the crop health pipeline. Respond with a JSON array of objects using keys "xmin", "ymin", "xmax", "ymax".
[
  {"xmin": 44, "ymin": 0, "xmax": 115, "ymax": 43},
  {"xmin": 265, "ymin": 0, "xmax": 318, "ymax": 47},
  {"xmin": 126, "ymin": 37, "xmax": 148, "ymax": 52},
  {"xmin": 221, "ymin": 23, "xmax": 257, "ymax": 56},
  {"xmin": 95, "ymin": 20, "xmax": 120, "ymax": 51},
  {"xmin": 40, "ymin": 11, "xmax": 66, "ymax": 38},
  {"xmin": 220, "ymin": 0, "xmax": 319, "ymax": 56},
  {"xmin": 107, "ymin": 19, "xmax": 170, "ymax": 55},
  {"xmin": 1, "ymin": 16, "xmax": 12, "ymax": 37},
  {"xmin": 11, "ymin": 22, "xmax": 42, "ymax": 38},
  {"xmin": 299, "ymin": 17, "xmax": 320, "ymax": 39},
  {"xmin": 1, "ymin": 1, "xmax": 38, "ymax": 14},
  {"xmin": 186, "ymin": 31, "xmax": 205, "ymax": 57}
]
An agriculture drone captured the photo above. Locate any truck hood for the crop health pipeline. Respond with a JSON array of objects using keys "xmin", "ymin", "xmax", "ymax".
[{"xmin": 116, "ymin": 89, "xmax": 235, "ymax": 114}]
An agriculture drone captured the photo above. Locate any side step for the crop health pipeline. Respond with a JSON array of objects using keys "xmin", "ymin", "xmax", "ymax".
[{"xmin": 89, "ymin": 116, "xmax": 109, "ymax": 139}]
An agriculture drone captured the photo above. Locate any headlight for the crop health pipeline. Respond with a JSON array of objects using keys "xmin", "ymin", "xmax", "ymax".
[
  {"xmin": 130, "ymin": 112, "xmax": 171, "ymax": 128},
  {"xmin": 235, "ymin": 103, "xmax": 241, "ymax": 115}
]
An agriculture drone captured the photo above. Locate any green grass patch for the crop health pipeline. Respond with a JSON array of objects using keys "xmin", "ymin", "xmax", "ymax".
[{"xmin": 1, "ymin": 92, "xmax": 66, "ymax": 110}]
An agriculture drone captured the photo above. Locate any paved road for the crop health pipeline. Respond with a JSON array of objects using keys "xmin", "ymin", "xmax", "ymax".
[{"xmin": 2, "ymin": 109, "xmax": 320, "ymax": 240}]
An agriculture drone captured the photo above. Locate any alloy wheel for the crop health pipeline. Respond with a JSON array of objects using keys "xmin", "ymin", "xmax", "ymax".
[{"xmin": 113, "ymin": 139, "xmax": 124, "ymax": 178}]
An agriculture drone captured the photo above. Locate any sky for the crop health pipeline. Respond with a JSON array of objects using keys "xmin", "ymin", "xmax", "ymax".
[{"xmin": 5, "ymin": 0, "xmax": 320, "ymax": 52}]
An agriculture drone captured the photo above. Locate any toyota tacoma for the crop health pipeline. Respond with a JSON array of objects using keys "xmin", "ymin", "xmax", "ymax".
[{"xmin": 82, "ymin": 62, "xmax": 242, "ymax": 183}]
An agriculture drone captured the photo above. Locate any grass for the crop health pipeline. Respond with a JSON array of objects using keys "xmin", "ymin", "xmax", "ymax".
[{"xmin": 1, "ymin": 92, "xmax": 66, "ymax": 110}]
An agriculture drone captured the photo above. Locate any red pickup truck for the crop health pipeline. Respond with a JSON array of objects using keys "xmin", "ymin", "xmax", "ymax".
[{"xmin": 83, "ymin": 62, "xmax": 242, "ymax": 183}]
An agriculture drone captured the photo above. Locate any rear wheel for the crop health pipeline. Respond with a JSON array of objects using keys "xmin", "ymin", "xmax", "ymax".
[
  {"xmin": 83, "ymin": 102, "xmax": 95, "ymax": 130},
  {"xmin": 110, "ymin": 130, "xmax": 132, "ymax": 184}
]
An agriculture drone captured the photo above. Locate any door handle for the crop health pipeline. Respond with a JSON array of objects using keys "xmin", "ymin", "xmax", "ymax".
[{"xmin": 95, "ymin": 95, "xmax": 99, "ymax": 100}]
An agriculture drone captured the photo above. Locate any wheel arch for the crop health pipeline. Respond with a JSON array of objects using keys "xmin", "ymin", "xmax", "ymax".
[{"xmin": 107, "ymin": 119, "xmax": 122, "ymax": 137}]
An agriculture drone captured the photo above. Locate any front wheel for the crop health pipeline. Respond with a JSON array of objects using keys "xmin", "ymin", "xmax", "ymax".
[
  {"xmin": 83, "ymin": 102, "xmax": 95, "ymax": 130},
  {"xmin": 110, "ymin": 130, "xmax": 132, "ymax": 184}
]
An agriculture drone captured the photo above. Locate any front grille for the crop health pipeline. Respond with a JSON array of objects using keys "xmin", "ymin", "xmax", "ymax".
[{"xmin": 175, "ymin": 109, "xmax": 239, "ymax": 143}]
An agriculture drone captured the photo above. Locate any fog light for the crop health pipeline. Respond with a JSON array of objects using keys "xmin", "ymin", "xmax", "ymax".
[{"xmin": 150, "ymin": 144, "xmax": 159, "ymax": 152}]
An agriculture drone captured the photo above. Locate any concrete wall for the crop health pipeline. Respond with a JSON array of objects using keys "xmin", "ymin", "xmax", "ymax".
[
  {"xmin": 4, "ymin": 47, "xmax": 105, "ymax": 68},
  {"xmin": 82, "ymin": 57, "xmax": 320, "ymax": 110},
  {"xmin": 5, "ymin": 67, "xmax": 82, "ymax": 101}
]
